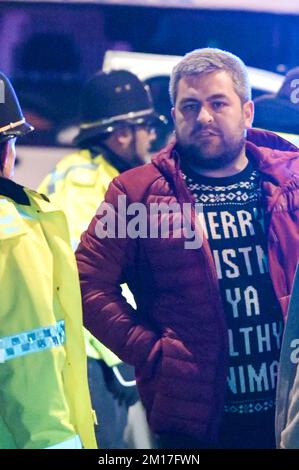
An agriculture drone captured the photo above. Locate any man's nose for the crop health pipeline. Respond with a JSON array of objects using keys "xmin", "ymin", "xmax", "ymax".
[{"xmin": 196, "ymin": 106, "xmax": 213, "ymax": 125}]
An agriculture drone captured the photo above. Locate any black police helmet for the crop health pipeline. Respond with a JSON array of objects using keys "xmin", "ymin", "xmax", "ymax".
[
  {"xmin": 73, "ymin": 70, "xmax": 166, "ymax": 147},
  {"xmin": 0, "ymin": 71, "xmax": 33, "ymax": 143}
]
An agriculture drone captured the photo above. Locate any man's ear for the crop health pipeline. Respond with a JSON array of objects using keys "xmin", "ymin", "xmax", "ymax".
[
  {"xmin": 243, "ymin": 100, "xmax": 254, "ymax": 129},
  {"xmin": 171, "ymin": 107, "xmax": 176, "ymax": 124},
  {"xmin": 104, "ymin": 127, "xmax": 131, "ymax": 156},
  {"xmin": 114, "ymin": 126, "xmax": 131, "ymax": 145}
]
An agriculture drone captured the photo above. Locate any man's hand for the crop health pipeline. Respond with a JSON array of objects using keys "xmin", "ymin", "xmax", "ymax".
[{"xmin": 101, "ymin": 361, "xmax": 139, "ymax": 407}]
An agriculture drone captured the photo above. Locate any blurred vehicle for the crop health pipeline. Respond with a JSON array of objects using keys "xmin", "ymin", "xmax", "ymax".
[{"xmin": 103, "ymin": 50, "xmax": 284, "ymax": 98}]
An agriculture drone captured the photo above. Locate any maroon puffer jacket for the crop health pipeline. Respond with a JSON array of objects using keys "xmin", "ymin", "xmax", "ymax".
[{"xmin": 76, "ymin": 128, "xmax": 299, "ymax": 442}]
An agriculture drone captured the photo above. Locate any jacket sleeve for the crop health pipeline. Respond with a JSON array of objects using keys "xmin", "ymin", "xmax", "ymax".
[
  {"xmin": 277, "ymin": 265, "xmax": 299, "ymax": 449},
  {"xmin": 76, "ymin": 177, "xmax": 162, "ymax": 371}
]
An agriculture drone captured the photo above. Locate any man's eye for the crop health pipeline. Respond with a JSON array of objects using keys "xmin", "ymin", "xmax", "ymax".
[
  {"xmin": 183, "ymin": 103, "xmax": 198, "ymax": 112},
  {"xmin": 212, "ymin": 101, "xmax": 225, "ymax": 110}
]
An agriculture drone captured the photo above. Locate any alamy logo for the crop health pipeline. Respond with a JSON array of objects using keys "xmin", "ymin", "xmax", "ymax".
[
  {"xmin": 94, "ymin": 195, "xmax": 204, "ymax": 249},
  {"xmin": 0, "ymin": 80, "xmax": 4, "ymax": 104},
  {"xmin": 290, "ymin": 78, "xmax": 299, "ymax": 104},
  {"xmin": 290, "ymin": 338, "xmax": 299, "ymax": 364}
]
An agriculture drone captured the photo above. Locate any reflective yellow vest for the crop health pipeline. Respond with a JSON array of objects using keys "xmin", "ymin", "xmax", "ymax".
[
  {"xmin": 39, "ymin": 150, "xmax": 122, "ymax": 367},
  {"xmin": 0, "ymin": 185, "xmax": 97, "ymax": 449}
]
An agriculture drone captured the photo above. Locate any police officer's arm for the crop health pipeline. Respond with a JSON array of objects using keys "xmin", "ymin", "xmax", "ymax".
[{"xmin": 76, "ymin": 177, "xmax": 162, "ymax": 374}]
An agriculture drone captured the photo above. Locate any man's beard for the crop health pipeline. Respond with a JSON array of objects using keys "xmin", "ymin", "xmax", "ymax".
[{"xmin": 176, "ymin": 129, "xmax": 246, "ymax": 171}]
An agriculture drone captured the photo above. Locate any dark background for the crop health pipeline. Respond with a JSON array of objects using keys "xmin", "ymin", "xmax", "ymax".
[{"xmin": 1, "ymin": 2, "xmax": 298, "ymax": 145}]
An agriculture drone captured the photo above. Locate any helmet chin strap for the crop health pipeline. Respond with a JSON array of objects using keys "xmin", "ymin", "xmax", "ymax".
[
  {"xmin": 0, "ymin": 139, "xmax": 16, "ymax": 178},
  {"xmin": 131, "ymin": 124, "xmax": 138, "ymax": 161},
  {"xmin": 0, "ymin": 141, "xmax": 9, "ymax": 175},
  {"xmin": 128, "ymin": 124, "xmax": 145, "ymax": 167}
]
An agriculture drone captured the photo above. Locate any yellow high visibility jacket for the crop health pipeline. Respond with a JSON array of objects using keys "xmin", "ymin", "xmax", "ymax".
[
  {"xmin": 39, "ymin": 150, "xmax": 119, "ymax": 252},
  {"xmin": 39, "ymin": 149, "xmax": 122, "ymax": 367},
  {"xmin": 0, "ymin": 179, "xmax": 97, "ymax": 449}
]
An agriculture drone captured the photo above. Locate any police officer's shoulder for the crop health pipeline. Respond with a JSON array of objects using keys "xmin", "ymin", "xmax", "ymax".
[
  {"xmin": 27, "ymin": 188, "xmax": 50, "ymax": 203},
  {"xmin": 39, "ymin": 192, "xmax": 50, "ymax": 202},
  {"xmin": 50, "ymin": 149, "xmax": 93, "ymax": 173}
]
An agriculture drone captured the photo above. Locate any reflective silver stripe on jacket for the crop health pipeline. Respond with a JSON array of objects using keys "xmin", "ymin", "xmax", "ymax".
[
  {"xmin": 46, "ymin": 435, "xmax": 82, "ymax": 449},
  {"xmin": 0, "ymin": 320, "xmax": 65, "ymax": 363}
]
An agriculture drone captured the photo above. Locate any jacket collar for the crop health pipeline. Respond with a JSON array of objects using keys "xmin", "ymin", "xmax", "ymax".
[
  {"xmin": 0, "ymin": 177, "xmax": 30, "ymax": 205},
  {"xmin": 0, "ymin": 177, "xmax": 63, "ymax": 214},
  {"xmin": 152, "ymin": 128, "xmax": 299, "ymax": 206},
  {"xmin": 246, "ymin": 128, "xmax": 299, "ymax": 183}
]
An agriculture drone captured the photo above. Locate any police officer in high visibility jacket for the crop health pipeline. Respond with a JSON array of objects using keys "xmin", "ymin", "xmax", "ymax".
[
  {"xmin": 39, "ymin": 70, "xmax": 166, "ymax": 448},
  {"xmin": 0, "ymin": 71, "xmax": 97, "ymax": 449}
]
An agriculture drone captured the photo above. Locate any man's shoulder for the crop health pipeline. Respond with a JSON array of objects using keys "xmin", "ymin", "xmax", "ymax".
[
  {"xmin": 115, "ymin": 162, "xmax": 163, "ymax": 197},
  {"xmin": 248, "ymin": 128, "xmax": 299, "ymax": 179},
  {"xmin": 119, "ymin": 162, "xmax": 160, "ymax": 181},
  {"xmin": 26, "ymin": 188, "xmax": 71, "ymax": 215}
]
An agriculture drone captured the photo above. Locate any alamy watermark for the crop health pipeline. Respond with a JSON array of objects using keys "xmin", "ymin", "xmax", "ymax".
[
  {"xmin": 94, "ymin": 195, "xmax": 204, "ymax": 249},
  {"xmin": 290, "ymin": 78, "xmax": 299, "ymax": 104},
  {"xmin": 0, "ymin": 80, "xmax": 4, "ymax": 104}
]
